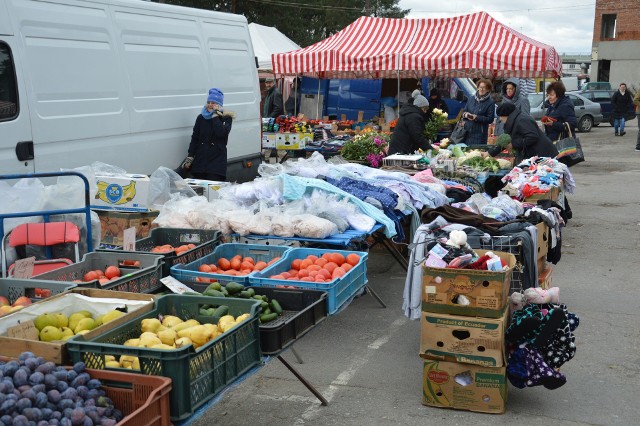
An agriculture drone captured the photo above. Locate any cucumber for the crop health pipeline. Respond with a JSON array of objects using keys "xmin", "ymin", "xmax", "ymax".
[
  {"xmin": 203, "ymin": 289, "xmax": 225, "ymax": 298},
  {"xmin": 260, "ymin": 301, "xmax": 269, "ymax": 311},
  {"xmin": 212, "ymin": 305, "xmax": 229, "ymax": 318},
  {"xmin": 260, "ymin": 312, "xmax": 278, "ymax": 323},
  {"xmin": 246, "ymin": 287, "xmax": 255, "ymax": 297},
  {"xmin": 220, "ymin": 286, "xmax": 229, "ymax": 296},
  {"xmin": 238, "ymin": 290, "xmax": 252, "ymax": 299},
  {"xmin": 205, "ymin": 282, "xmax": 222, "ymax": 292},
  {"xmin": 225, "ymin": 282, "xmax": 245, "ymax": 295},
  {"xmin": 261, "ymin": 295, "xmax": 269, "ymax": 302},
  {"xmin": 270, "ymin": 299, "xmax": 283, "ymax": 315},
  {"xmin": 252, "ymin": 295, "xmax": 264, "ymax": 301},
  {"xmin": 262, "ymin": 308, "xmax": 272, "ymax": 316}
]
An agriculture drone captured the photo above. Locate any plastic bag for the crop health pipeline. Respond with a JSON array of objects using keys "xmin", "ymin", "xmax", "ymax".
[
  {"xmin": 90, "ymin": 161, "xmax": 128, "ymax": 177},
  {"xmin": 291, "ymin": 214, "xmax": 338, "ymax": 239},
  {"xmin": 148, "ymin": 166, "xmax": 197, "ymax": 209}
]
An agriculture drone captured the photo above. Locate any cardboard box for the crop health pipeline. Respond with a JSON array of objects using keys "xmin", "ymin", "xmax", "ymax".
[
  {"xmin": 535, "ymin": 222, "xmax": 549, "ymax": 259},
  {"xmin": 276, "ymin": 132, "xmax": 304, "ymax": 150},
  {"xmin": 422, "ymin": 360, "xmax": 507, "ymax": 414},
  {"xmin": 537, "ymin": 257, "xmax": 547, "ymax": 275},
  {"xmin": 262, "ymin": 133, "xmax": 276, "ymax": 149},
  {"xmin": 298, "ymin": 132, "xmax": 314, "ymax": 148},
  {"xmin": 0, "ymin": 288, "xmax": 155, "ymax": 364},
  {"xmin": 538, "ymin": 264, "xmax": 553, "ymax": 289},
  {"xmin": 422, "ymin": 250, "xmax": 516, "ymax": 318},
  {"xmin": 420, "ymin": 308, "xmax": 508, "ymax": 367},
  {"xmin": 207, "ymin": 181, "xmax": 231, "ymax": 201},
  {"xmin": 96, "ymin": 210, "xmax": 159, "ymax": 246},
  {"xmin": 92, "ymin": 174, "xmax": 150, "ymax": 211},
  {"xmin": 524, "ymin": 186, "xmax": 560, "ymax": 203}
]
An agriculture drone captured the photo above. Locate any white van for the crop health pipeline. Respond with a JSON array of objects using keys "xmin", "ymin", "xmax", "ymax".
[{"xmin": 0, "ymin": 0, "xmax": 262, "ymax": 182}]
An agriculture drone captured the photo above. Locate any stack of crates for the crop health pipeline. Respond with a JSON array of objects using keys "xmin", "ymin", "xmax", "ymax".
[{"xmin": 419, "ymin": 250, "xmax": 516, "ymax": 414}]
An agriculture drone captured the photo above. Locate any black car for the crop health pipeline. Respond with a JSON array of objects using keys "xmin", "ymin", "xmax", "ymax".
[{"xmin": 574, "ymin": 90, "xmax": 636, "ymax": 126}]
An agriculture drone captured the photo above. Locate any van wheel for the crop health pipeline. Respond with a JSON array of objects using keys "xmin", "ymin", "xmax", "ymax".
[{"xmin": 578, "ymin": 115, "xmax": 593, "ymax": 132}]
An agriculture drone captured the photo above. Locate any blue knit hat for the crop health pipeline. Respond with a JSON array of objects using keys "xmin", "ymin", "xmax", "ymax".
[{"xmin": 207, "ymin": 88, "xmax": 224, "ymax": 106}]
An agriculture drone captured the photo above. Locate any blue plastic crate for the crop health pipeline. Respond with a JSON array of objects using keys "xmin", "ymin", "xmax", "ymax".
[
  {"xmin": 249, "ymin": 248, "xmax": 368, "ymax": 315},
  {"xmin": 170, "ymin": 243, "xmax": 291, "ymax": 285}
]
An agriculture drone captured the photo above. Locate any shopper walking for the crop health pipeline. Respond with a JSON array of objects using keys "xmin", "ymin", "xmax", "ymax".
[
  {"xmin": 460, "ymin": 79, "xmax": 495, "ymax": 145},
  {"xmin": 634, "ymin": 88, "xmax": 640, "ymax": 151},
  {"xmin": 611, "ymin": 83, "xmax": 633, "ymax": 136},
  {"xmin": 542, "ymin": 81, "xmax": 577, "ymax": 142},
  {"xmin": 495, "ymin": 78, "xmax": 531, "ymax": 135}
]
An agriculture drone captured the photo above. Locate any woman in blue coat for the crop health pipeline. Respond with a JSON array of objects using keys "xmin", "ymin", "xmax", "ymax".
[
  {"xmin": 180, "ymin": 88, "xmax": 234, "ymax": 181},
  {"xmin": 542, "ymin": 81, "xmax": 577, "ymax": 141},
  {"xmin": 460, "ymin": 79, "xmax": 495, "ymax": 145}
]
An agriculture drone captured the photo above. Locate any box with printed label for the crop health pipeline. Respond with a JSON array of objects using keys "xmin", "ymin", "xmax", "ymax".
[
  {"xmin": 262, "ymin": 133, "xmax": 277, "ymax": 149},
  {"xmin": 422, "ymin": 250, "xmax": 516, "ymax": 318},
  {"xmin": 298, "ymin": 132, "xmax": 313, "ymax": 147},
  {"xmin": 535, "ymin": 222, "xmax": 549, "ymax": 259},
  {"xmin": 422, "ymin": 360, "xmax": 507, "ymax": 414},
  {"xmin": 91, "ymin": 174, "xmax": 150, "ymax": 211},
  {"xmin": 95, "ymin": 210, "xmax": 159, "ymax": 246},
  {"xmin": 276, "ymin": 132, "xmax": 303, "ymax": 150},
  {"xmin": 420, "ymin": 308, "xmax": 508, "ymax": 367}
]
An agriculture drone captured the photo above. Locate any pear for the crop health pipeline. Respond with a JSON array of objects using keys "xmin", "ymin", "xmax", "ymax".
[
  {"xmin": 53, "ymin": 313, "xmax": 69, "ymax": 328},
  {"xmin": 61, "ymin": 327, "xmax": 74, "ymax": 339},
  {"xmin": 220, "ymin": 322, "xmax": 237, "ymax": 333},
  {"xmin": 119, "ymin": 355, "xmax": 138, "ymax": 369},
  {"xmin": 39, "ymin": 326, "xmax": 63, "ymax": 342},
  {"xmin": 104, "ymin": 355, "xmax": 116, "ymax": 362},
  {"xmin": 178, "ymin": 325, "xmax": 211, "ymax": 347},
  {"xmin": 105, "ymin": 361, "xmax": 121, "ymax": 368},
  {"xmin": 235, "ymin": 313, "xmax": 250, "ymax": 323},
  {"xmin": 161, "ymin": 315, "xmax": 183, "ymax": 328},
  {"xmin": 175, "ymin": 337, "xmax": 193, "ymax": 348},
  {"xmin": 124, "ymin": 338, "xmax": 141, "ymax": 347},
  {"xmin": 172, "ymin": 319, "xmax": 200, "ymax": 333},
  {"xmin": 141, "ymin": 318, "xmax": 163, "ymax": 333},
  {"xmin": 74, "ymin": 318, "xmax": 97, "ymax": 333},
  {"xmin": 157, "ymin": 328, "xmax": 177, "ymax": 346},
  {"xmin": 34, "ymin": 313, "xmax": 59, "ymax": 332},
  {"xmin": 150, "ymin": 343, "xmax": 176, "ymax": 350},
  {"xmin": 69, "ymin": 312, "xmax": 92, "ymax": 331},
  {"xmin": 102, "ymin": 310, "xmax": 125, "ymax": 324},
  {"xmin": 138, "ymin": 333, "xmax": 162, "ymax": 348}
]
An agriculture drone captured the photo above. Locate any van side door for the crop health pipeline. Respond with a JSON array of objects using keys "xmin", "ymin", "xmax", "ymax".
[{"xmin": 0, "ymin": 39, "xmax": 34, "ymax": 173}]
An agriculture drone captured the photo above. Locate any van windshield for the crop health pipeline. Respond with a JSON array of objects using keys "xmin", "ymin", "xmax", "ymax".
[{"xmin": 456, "ymin": 78, "xmax": 477, "ymax": 96}]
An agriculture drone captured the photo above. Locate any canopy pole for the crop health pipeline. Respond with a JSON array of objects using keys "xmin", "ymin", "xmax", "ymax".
[
  {"xmin": 316, "ymin": 78, "xmax": 321, "ymax": 120},
  {"xmin": 397, "ymin": 70, "xmax": 400, "ymax": 114}
]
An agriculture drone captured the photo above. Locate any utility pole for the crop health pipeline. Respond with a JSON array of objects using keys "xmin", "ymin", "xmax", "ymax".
[
  {"xmin": 231, "ymin": 0, "xmax": 237, "ymax": 13},
  {"xmin": 364, "ymin": 0, "xmax": 372, "ymax": 16}
]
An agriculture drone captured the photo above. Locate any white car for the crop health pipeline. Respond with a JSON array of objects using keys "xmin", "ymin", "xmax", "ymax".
[{"xmin": 525, "ymin": 92, "xmax": 603, "ymax": 132}]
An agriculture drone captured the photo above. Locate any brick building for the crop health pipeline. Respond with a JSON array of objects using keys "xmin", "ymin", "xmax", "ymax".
[{"xmin": 591, "ymin": 0, "xmax": 640, "ymax": 90}]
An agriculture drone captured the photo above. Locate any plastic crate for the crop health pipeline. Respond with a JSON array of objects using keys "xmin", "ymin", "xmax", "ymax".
[
  {"xmin": 87, "ymin": 369, "xmax": 172, "ymax": 426},
  {"xmin": 33, "ymin": 252, "xmax": 164, "ymax": 293},
  {"xmin": 250, "ymin": 248, "xmax": 368, "ymax": 314},
  {"xmin": 182, "ymin": 281, "xmax": 328, "ymax": 355},
  {"xmin": 0, "ymin": 277, "xmax": 76, "ymax": 304},
  {"xmin": 170, "ymin": 243, "xmax": 291, "ymax": 286},
  {"xmin": 99, "ymin": 228, "xmax": 221, "ymax": 277},
  {"xmin": 66, "ymin": 294, "xmax": 262, "ymax": 421}
]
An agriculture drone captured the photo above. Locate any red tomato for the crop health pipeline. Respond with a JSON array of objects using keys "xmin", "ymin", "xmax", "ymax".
[{"xmin": 104, "ymin": 266, "xmax": 121, "ymax": 280}]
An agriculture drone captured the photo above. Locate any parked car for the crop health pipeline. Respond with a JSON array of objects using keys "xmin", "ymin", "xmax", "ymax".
[
  {"xmin": 580, "ymin": 81, "xmax": 611, "ymax": 91},
  {"xmin": 572, "ymin": 90, "xmax": 636, "ymax": 126},
  {"xmin": 526, "ymin": 92, "xmax": 603, "ymax": 132}
]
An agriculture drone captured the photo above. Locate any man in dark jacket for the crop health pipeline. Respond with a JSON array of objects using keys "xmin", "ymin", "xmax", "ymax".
[
  {"xmin": 388, "ymin": 91, "xmax": 437, "ymax": 155},
  {"xmin": 263, "ymin": 77, "xmax": 284, "ymax": 118},
  {"xmin": 611, "ymin": 83, "xmax": 633, "ymax": 136},
  {"xmin": 491, "ymin": 103, "xmax": 558, "ymax": 163}
]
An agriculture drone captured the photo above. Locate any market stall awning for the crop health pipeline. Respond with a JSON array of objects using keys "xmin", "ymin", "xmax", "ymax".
[{"xmin": 272, "ymin": 12, "xmax": 562, "ymax": 80}]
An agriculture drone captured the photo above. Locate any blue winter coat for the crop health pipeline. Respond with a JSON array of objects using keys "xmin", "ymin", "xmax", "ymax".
[
  {"xmin": 543, "ymin": 95, "xmax": 577, "ymax": 141},
  {"xmin": 188, "ymin": 111, "xmax": 234, "ymax": 179},
  {"xmin": 462, "ymin": 94, "xmax": 495, "ymax": 145}
]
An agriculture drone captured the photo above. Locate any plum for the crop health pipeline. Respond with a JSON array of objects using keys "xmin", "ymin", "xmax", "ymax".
[
  {"xmin": 1, "ymin": 380, "xmax": 15, "ymax": 393},
  {"xmin": 22, "ymin": 407, "xmax": 43, "ymax": 422},
  {"xmin": 53, "ymin": 370, "xmax": 68, "ymax": 382},
  {"xmin": 57, "ymin": 399, "xmax": 75, "ymax": 411},
  {"xmin": 3, "ymin": 362, "xmax": 19, "ymax": 377},
  {"xmin": 15, "ymin": 398, "xmax": 32, "ymax": 411},
  {"xmin": 50, "ymin": 420, "xmax": 60, "ymax": 426},
  {"xmin": 23, "ymin": 358, "xmax": 39, "ymax": 372},
  {"xmin": 76, "ymin": 386, "xmax": 89, "ymax": 400},
  {"xmin": 112, "ymin": 408, "xmax": 123, "ymax": 421},
  {"xmin": 31, "ymin": 384, "xmax": 45, "ymax": 394},
  {"xmin": 56, "ymin": 381, "xmax": 69, "ymax": 393},
  {"xmin": 38, "ymin": 421, "xmax": 50, "ymax": 426},
  {"xmin": 35, "ymin": 362, "xmax": 56, "ymax": 375},
  {"xmin": 43, "ymin": 373, "xmax": 57, "ymax": 389},
  {"xmin": 12, "ymin": 370, "xmax": 28, "ymax": 387},
  {"xmin": 100, "ymin": 419, "xmax": 116, "ymax": 426},
  {"xmin": 60, "ymin": 418, "xmax": 72, "ymax": 426},
  {"xmin": 18, "ymin": 352, "xmax": 35, "ymax": 362},
  {"xmin": 66, "ymin": 371, "xmax": 78, "ymax": 383},
  {"xmin": 47, "ymin": 390, "xmax": 61, "ymax": 404},
  {"xmin": 29, "ymin": 372, "xmax": 45, "ymax": 386},
  {"xmin": 86, "ymin": 380, "xmax": 101, "ymax": 391},
  {"xmin": 11, "ymin": 415, "xmax": 28, "ymax": 426},
  {"xmin": 60, "ymin": 388, "xmax": 78, "ymax": 401},
  {"xmin": 35, "ymin": 392, "xmax": 48, "ymax": 408},
  {"xmin": 71, "ymin": 373, "xmax": 90, "ymax": 388},
  {"xmin": 82, "ymin": 417, "xmax": 93, "ymax": 426},
  {"xmin": 72, "ymin": 363, "xmax": 86, "ymax": 375},
  {"xmin": 0, "ymin": 414, "xmax": 12, "ymax": 425},
  {"xmin": 69, "ymin": 408, "xmax": 86, "ymax": 425},
  {"xmin": 41, "ymin": 408, "xmax": 52, "ymax": 421},
  {"xmin": 62, "ymin": 408, "xmax": 73, "ymax": 419},
  {"xmin": 19, "ymin": 389, "xmax": 35, "ymax": 402},
  {"xmin": 51, "ymin": 410, "xmax": 62, "ymax": 420},
  {"xmin": 0, "ymin": 399, "xmax": 17, "ymax": 414}
]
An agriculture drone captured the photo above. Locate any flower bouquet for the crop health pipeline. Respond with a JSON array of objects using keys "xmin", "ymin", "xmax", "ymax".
[
  {"xmin": 340, "ymin": 129, "xmax": 390, "ymax": 168},
  {"xmin": 424, "ymin": 108, "xmax": 449, "ymax": 142}
]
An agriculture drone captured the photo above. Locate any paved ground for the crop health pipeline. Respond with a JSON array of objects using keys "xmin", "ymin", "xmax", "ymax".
[{"xmin": 190, "ymin": 120, "xmax": 640, "ymax": 426}]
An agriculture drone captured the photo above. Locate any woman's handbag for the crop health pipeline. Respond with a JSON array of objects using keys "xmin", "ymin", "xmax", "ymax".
[
  {"xmin": 554, "ymin": 123, "xmax": 585, "ymax": 167},
  {"xmin": 449, "ymin": 121, "xmax": 469, "ymax": 144}
]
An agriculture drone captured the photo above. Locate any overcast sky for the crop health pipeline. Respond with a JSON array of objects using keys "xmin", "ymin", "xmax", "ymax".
[{"xmin": 398, "ymin": 1, "xmax": 596, "ymax": 55}]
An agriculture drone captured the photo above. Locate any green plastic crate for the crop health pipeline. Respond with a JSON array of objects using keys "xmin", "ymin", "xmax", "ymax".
[
  {"xmin": 33, "ymin": 252, "xmax": 164, "ymax": 293},
  {"xmin": 65, "ymin": 294, "xmax": 261, "ymax": 421},
  {"xmin": 0, "ymin": 278, "xmax": 76, "ymax": 304},
  {"xmin": 99, "ymin": 228, "xmax": 221, "ymax": 277}
]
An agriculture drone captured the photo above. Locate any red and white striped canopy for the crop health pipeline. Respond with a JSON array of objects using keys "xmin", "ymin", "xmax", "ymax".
[{"xmin": 272, "ymin": 12, "xmax": 562, "ymax": 79}]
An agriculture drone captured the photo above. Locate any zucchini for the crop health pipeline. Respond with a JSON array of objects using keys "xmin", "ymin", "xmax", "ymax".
[
  {"xmin": 212, "ymin": 305, "xmax": 229, "ymax": 318},
  {"xmin": 260, "ymin": 312, "xmax": 278, "ymax": 323},
  {"xmin": 270, "ymin": 299, "xmax": 283, "ymax": 315}
]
